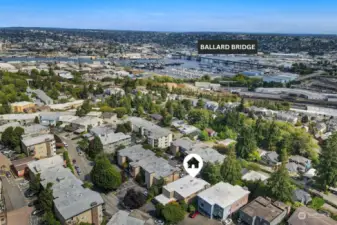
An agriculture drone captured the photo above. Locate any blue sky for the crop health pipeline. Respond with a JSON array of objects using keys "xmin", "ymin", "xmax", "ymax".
[{"xmin": 1, "ymin": 0, "xmax": 337, "ymax": 34}]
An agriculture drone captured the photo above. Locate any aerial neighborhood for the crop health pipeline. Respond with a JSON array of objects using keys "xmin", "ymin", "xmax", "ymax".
[{"xmin": 0, "ymin": 28, "xmax": 337, "ymax": 225}]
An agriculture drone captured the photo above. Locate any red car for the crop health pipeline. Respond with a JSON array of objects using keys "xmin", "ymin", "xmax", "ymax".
[
  {"xmin": 72, "ymin": 159, "xmax": 76, "ymax": 164},
  {"xmin": 189, "ymin": 211, "xmax": 199, "ymax": 218}
]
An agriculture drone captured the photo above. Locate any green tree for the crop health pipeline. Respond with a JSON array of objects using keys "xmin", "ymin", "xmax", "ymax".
[
  {"xmin": 316, "ymin": 132, "xmax": 337, "ymax": 191},
  {"xmin": 136, "ymin": 105, "xmax": 145, "ymax": 117},
  {"xmin": 199, "ymin": 130, "xmax": 209, "ymax": 141},
  {"xmin": 34, "ymin": 116, "xmax": 40, "ymax": 124},
  {"xmin": 114, "ymin": 107, "xmax": 128, "ymax": 118},
  {"xmin": 221, "ymin": 148, "xmax": 242, "ymax": 185},
  {"xmin": 91, "ymin": 156, "xmax": 122, "ymax": 190},
  {"xmin": 201, "ymin": 162, "xmax": 222, "ymax": 185},
  {"xmin": 309, "ymin": 197, "xmax": 325, "ymax": 210},
  {"xmin": 1, "ymin": 126, "xmax": 13, "ymax": 146},
  {"xmin": 161, "ymin": 112, "xmax": 172, "ymax": 127},
  {"xmin": 196, "ymin": 99, "xmax": 205, "ymax": 109},
  {"xmin": 162, "ymin": 203, "xmax": 185, "ymax": 224},
  {"xmin": 188, "ymin": 109, "xmax": 210, "ymax": 130},
  {"xmin": 88, "ymin": 136, "xmax": 103, "ymax": 158},
  {"xmin": 236, "ymin": 126, "xmax": 257, "ymax": 159},
  {"xmin": 39, "ymin": 182, "xmax": 54, "ymax": 212},
  {"xmin": 267, "ymin": 164, "xmax": 294, "ymax": 202},
  {"xmin": 77, "ymin": 139, "xmax": 89, "ymax": 152},
  {"xmin": 43, "ymin": 211, "xmax": 61, "ymax": 225},
  {"xmin": 30, "ymin": 173, "xmax": 41, "ymax": 193},
  {"xmin": 80, "ymin": 84, "xmax": 89, "ymax": 99}
]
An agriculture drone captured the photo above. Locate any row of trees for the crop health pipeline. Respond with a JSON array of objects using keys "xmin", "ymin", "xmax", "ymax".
[{"xmin": 1, "ymin": 126, "xmax": 25, "ymax": 153}]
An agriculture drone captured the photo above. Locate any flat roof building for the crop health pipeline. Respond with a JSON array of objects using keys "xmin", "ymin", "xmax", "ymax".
[
  {"xmin": 198, "ymin": 182, "xmax": 250, "ymax": 220},
  {"xmin": 239, "ymin": 196, "xmax": 289, "ymax": 225},
  {"xmin": 27, "ymin": 156, "xmax": 104, "ymax": 225},
  {"xmin": 155, "ymin": 175, "xmax": 210, "ymax": 205},
  {"xmin": 21, "ymin": 134, "xmax": 56, "ymax": 159}
]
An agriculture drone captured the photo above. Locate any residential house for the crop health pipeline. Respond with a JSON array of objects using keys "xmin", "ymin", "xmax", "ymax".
[
  {"xmin": 241, "ymin": 170, "xmax": 269, "ymax": 183},
  {"xmin": 107, "ymin": 210, "xmax": 154, "ymax": 225},
  {"xmin": 11, "ymin": 157, "xmax": 35, "ymax": 177},
  {"xmin": 128, "ymin": 117, "xmax": 172, "ymax": 148},
  {"xmin": 190, "ymin": 147, "xmax": 226, "ymax": 164},
  {"xmin": 197, "ymin": 182, "xmax": 250, "ymax": 220},
  {"xmin": 90, "ymin": 126, "xmax": 115, "ymax": 137},
  {"xmin": 117, "ymin": 145, "xmax": 179, "ymax": 188},
  {"xmin": 27, "ymin": 156, "xmax": 104, "ymax": 225},
  {"xmin": 98, "ymin": 132, "xmax": 131, "ymax": 153},
  {"xmin": 10, "ymin": 101, "xmax": 35, "ymax": 113},
  {"xmin": 288, "ymin": 206, "xmax": 337, "ymax": 225},
  {"xmin": 0, "ymin": 113, "xmax": 38, "ymax": 125},
  {"xmin": 22, "ymin": 124, "xmax": 50, "ymax": 137},
  {"xmin": 155, "ymin": 175, "xmax": 210, "ymax": 205},
  {"xmin": 275, "ymin": 112, "xmax": 298, "ymax": 124},
  {"xmin": 170, "ymin": 138, "xmax": 195, "ymax": 155},
  {"xmin": 31, "ymin": 89, "xmax": 54, "ymax": 105},
  {"xmin": 71, "ymin": 116, "xmax": 103, "ymax": 131},
  {"xmin": 239, "ymin": 196, "xmax": 289, "ymax": 225},
  {"xmin": 261, "ymin": 151, "xmax": 280, "ymax": 166},
  {"xmin": 216, "ymin": 139, "xmax": 236, "ymax": 147},
  {"xmin": 287, "ymin": 155, "xmax": 311, "ymax": 175},
  {"xmin": 101, "ymin": 112, "xmax": 118, "ymax": 124},
  {"xmin": 49, "ymin": 100, "xmax": 84, "ymax": 111},
  {"xmin": 105, "ymin": 87, "xmax": 125, "ymax": 96},
  {"xmin": 21, "ymin": 134, "xmax": 56, "ymax": 159},
  {"xmin": 117, "ymin": 145, "xmax": 155, "ymax": 174},
  {"xmin": 205, "ymin": 101, "xmax": 219, "ymax": 112},
  {"xmin": 292, "ymin": 189, "xmax": 312, "ymax": 205}
]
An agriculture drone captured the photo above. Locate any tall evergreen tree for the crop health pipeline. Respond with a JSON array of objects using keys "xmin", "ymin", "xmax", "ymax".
[
  {"xmin": 236, "ymin": 126, "xmax": 257, "ymax": 159},
  {"xmin": 88, "ymin": 136, "xmax": 103, "ymax": 158},
  {"xmin": 316, "ymin": 132, "xmax": 337, "ymax": 191},
  {"xmin": 221, "ymin": 148, "xmax": 242, "ymax": 185},
  {"xmin": 267, "ymin": 163, "xmax": 294, "ymax": 202},
  {"xmin": 201, "ymin": 163, "xmax": 222, "ymax": 185}
]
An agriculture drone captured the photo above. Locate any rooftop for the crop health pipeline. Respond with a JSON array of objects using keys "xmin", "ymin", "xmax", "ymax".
[
  {"xmin": 198, "ymin": 182, "xmax": 250, "ymax": 208},
  {"xmin": 28, "ymin": 156, "xmax": 104, "ymax": 221},
  {"xmin": 24, "ymin": 124, "xmax": 49, "ymax": 134},
  {"xmin": 128, "ymin": 117, "xmax": 171, "ymax": 138},
  {"xmin": 288, "ymin": 206, "xmax": 337, "ymax": 225},
  {"xmin": 137, "ymin": 156, "xmax": 178, "ymax": 179},
  {"xmin": 72, "ymin": 116, "xmax": 102, "ymax": 126},
  {"xmin": 91, "ymin": 126, "xmax": 115, "ymax": 136},
  {"xmin": 27, "ymin": 155, "xmax": 64, "ymax": 175},
  {"xmin": 240, "ymin": 196, "xmax": 288, "ymax": 223},
  {"xmin": 242, "ymin": 170, "xmax": 269, "ymax": 182},
  {"xmin": 190, "ymin": 147, "xmax": 226, "ymax": 164},
  {"xmin": 164, "ymin": 175, "xmax": 210, "ymax": 198},
  {"xmin": 107, "ymin": 210, "xmax": 146, "ymax": 225},
  {"xmin": 118, "ymin": 145, "xmax": 155, "ymax": 163},
  {"xmin": 21, "ymin": 133, "xmax": 54, "ymax": 147},
  {"xmin": 99, "ymin": 132, "xmax": 131, "ymax": 145},
  {"xmin": 11, "ymin": 101, "xmax": 34, "ymax": 106}
]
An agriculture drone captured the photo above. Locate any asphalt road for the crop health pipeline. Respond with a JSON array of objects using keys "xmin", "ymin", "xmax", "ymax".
[
  {"xmin": 1, "ymin": 175, "xmax": 27, "ymax": 211},
  {"xmin": 58, "ymin": 133, "xmax": 93, "ymax": 181}
]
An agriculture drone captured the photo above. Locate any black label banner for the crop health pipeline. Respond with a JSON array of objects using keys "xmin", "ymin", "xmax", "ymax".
[{"xmin": 198, "ymin": 40, "xmax": 258, "ymax": 54}]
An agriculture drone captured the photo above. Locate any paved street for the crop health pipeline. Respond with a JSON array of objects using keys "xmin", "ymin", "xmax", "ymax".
[
  {"xmin": 57, "ymin": 133, "xmax": 93, "ymax": 181},
  {"xmin": 1, "ymin": 174, "xmax": 27, "ymax": 211}
]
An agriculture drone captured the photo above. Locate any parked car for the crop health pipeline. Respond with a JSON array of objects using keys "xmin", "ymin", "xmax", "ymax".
[
  {"xmin": 189, "ymin": 211, "xmax": 199, "ymax": 218},
  {"xmin": 318, "ymin": 209, "xmax": 331, "ymax": 217},
  {"xmin": 154, "ymin": 219, "xmax": 164, "ymax": 225},
  {"xmin": 72, "ymin": 159, "xmax": 76, "ymax": 164},
  {"xmin": 74, "ymin": 165, "xmax": 79, "ymax": 169},
  {"xmin": 223, "ymin": 218, "xmax": 233, "ymax": 225},
  {"xmin": 25, "ymin": 189, "xmax": 38, "ymax": 198},
  {"xmin": 63, "ymin": 142, "xmax": 68, "ymax": 147},
  {"xmin": 31, "ymin": 209, "xmax": 44, "ymax": 216},
  {"xmin": 5, "ymin": 172, "xmax": 11, "ymax": 178},
  {"xmin": 143, "ymin": 191, "xmax": 148, "ymax": 197},
  {"xmin": 78, "ymin": 151, "xmax": 83, "ymax": 156},
  {"xmin": 28, "ymin": 200, "xmax": 39, "ymax": 207},
  {"xmin": 20, "ymin": 180, "xmax": 29, "ymax": 186}
]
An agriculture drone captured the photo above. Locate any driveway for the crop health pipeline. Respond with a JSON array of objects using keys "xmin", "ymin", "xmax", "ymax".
[
  {"xmin": 57, "ymin": 133, "xmax": 93, "ymax": 181},
  {"xmin": 178, "ymin": 215, "xmax": 222, "ymax": 225},
  {"xmin": 1, "ymin": 174, "xmax": 27, "ymax": 211}
]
